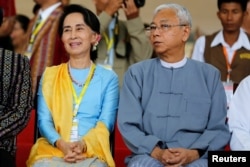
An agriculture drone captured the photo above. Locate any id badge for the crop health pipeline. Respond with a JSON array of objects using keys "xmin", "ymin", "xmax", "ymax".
[
  {"xmin": 222, "ymin": 81, "xmax": 234, "ymax": 109},
  {"xmin": 70, "ymin": 118, "xmax": 79, "ymax": 142}
]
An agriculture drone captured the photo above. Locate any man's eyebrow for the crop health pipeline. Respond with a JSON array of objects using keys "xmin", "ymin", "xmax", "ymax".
[{"xmin": 150, "ymin": 19, "xmax": 169, "ymax": 25}]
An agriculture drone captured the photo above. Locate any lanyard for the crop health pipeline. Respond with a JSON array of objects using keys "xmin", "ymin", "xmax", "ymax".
[
  {"xmin": 25, "ymin": 17, "xmax": 45, "ymax": 59},
  {"xmin": 29, "ymin": 15, "xmax": 45, "ymax": 44},
  {"xmin": 103, "ymin": 32, "xmax": 114, "ymax": 51},
  {"xmin": 103, "ymin": 17, "xmax": 118, "ymax": 50},
  {"xmin": 222, "ymin": 46, "xmax": 236, "ymax": 82},
  {"xmin": 69, "ymin": 62, "xmax": 96, "ymax": 117},
  {"xmin": 102, "ymin": 17, "xmax": 118, "ymax": 66}
]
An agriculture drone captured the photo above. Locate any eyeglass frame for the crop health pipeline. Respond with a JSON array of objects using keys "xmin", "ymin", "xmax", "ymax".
[{"xmin": 145, "ymin": 23, "xmax": 188, "ymax": 35}]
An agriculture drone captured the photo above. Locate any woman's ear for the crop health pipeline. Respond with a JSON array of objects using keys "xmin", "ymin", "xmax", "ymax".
[{"xmin": 96, "ymin": 34, "xmax": 101, "ymax": 43}]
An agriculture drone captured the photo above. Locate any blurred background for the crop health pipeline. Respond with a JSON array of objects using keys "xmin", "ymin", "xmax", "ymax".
[
  {"xmin": 15, "ymin": 0, "xmax": 221, "ymax": 35},
  {"xmin": 11, "ymin": 0, "xmax": 221, "ymax": 57}
]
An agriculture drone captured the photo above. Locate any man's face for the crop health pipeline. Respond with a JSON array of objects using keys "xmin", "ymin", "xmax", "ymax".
[
  {"xmin": 93, "ymin": 0, "xmax": 110, "ymax": 12},
  {"xmin": 149, "ymin": 9, "xmax": 190, "ymax": 56},
  {"xmin": 217, "ymin": 2, "xmax": 245, "ymax": 33}
]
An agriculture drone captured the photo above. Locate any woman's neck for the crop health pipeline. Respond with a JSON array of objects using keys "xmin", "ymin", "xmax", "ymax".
[{"xmin": 69, "ymin": 57, "xmax": 92, "ymax": 69}]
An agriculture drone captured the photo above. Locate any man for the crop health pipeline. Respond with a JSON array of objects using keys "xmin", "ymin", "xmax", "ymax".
[
  {"xmin": 0, "ymin": 7, "xmax": 33, "ymax": 167},
  {"xmin": 118, "ymin": 3, "xmax": 230, "ymax": 167},
  {"xmin": 242, "ymin": 0, "xmax": 250, "ymax": 34},
  {"xmin": 192, "ymin": 0, "xmax": 250, "ymax": 85},
  {"xmin": 227, "ymin": 75, "xmax": 250, "ymax": 150},
  {"xmin": 24, "ymin": 0, "xmax": 68, "ymax": 96},
  {"xmin": 92, "ymin": 0, "xmax": 153, "ymax": 85}
]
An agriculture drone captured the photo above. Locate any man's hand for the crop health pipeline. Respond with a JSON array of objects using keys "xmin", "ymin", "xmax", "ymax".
[
  {"xmin": 151, "ymin": 147, "xmax": 200, "ymax": 167},
  {"xmin": 104, "ymin": 0, "xmax": 124, "ymax": 16},
  {"xmin": 151, "ymin": 146, "xmax": 176, "ymax": 166},
  {"xmin": 166, "ymin": 148, "xmax": 199, "ymax": 166},
  {"xmin": 123, "ymin": 0, "xmax": 139, "ymax": 20}
]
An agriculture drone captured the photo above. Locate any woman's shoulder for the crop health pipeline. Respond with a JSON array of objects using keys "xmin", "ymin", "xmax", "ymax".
[
  {"xmin": 95, "ymin": 64, "xmax": 118, "ymax": 78},
  {"xmin": 94, "ymin": 65, "xmax": 119, "ymax": 87}
]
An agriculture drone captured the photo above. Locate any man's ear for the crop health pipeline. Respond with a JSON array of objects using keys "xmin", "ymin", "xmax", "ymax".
[
  {"xmin": 216, "ymin": 11, "xmax": 220, "ymax": 20},
  {"xmin": 182, "ymin": 26, "xmax": 191, "ymax": 42},
  {"xmin": 243, "ymin": 10, "xmax": 248, "ymax": 17}
]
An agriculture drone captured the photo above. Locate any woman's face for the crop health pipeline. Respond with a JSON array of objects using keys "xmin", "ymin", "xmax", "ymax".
[
  {"xmin": 10, "ymin": 21, "xmax": 27, "ymax": 48},
  {"xmin": 61, "ymin": 12, "xmax": 97, "ymax": 57}
]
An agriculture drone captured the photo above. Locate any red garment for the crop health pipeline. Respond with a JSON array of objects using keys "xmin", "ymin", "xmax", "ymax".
[{"xmin": 0, "ymin": 0, "xmax": 16, "ymax": 17}]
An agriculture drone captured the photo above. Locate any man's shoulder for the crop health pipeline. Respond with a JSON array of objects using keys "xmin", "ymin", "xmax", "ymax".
[
  {"xmin": 50, "ymin": 4, "xmax": 64, "ymax": 18},
  {"xmin": 130, "ymin": 58, "xmax": 155, "ymax": 68},
  {"xmin": 243, "ymin": 31, "xmax": 250, "ymax": 41},
  {"xmin": 126, "ymin": 58, "xmax": 156, "ymax": 74},
  {"xmin": 188, "ymin": 58, "xmax": 219, "ymax": 72},
  {"xmin": 205, "ymin": 31, "xmax": 220, "ymax": 41}
]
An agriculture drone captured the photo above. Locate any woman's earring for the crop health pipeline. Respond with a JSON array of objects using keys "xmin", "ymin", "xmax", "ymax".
[
  {"xmin": 92, "ymin": 34, "xmax": 101, "ymax": 51},
  {"xmin": 92, "ymin": 42, "xmax": 98, "ymax": 51}
]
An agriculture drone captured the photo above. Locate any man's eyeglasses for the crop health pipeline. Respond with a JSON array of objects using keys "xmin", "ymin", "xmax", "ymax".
[{"xmin": 145, "ymin": 24, "xmax": 187, "ymax": 35}]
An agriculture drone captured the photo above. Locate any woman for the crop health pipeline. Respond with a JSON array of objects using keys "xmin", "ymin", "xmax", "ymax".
[
  {"xmin": 10, "ymin": 14, "xmax": 30, "ymax": 54},
  {"xmin": 27, "ymin": 4, "xmax": 119, "ymax": 167}
]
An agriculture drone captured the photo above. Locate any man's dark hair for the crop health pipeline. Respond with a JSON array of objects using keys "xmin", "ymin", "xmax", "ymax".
[
  {"xmin": 217, "ymin": 0, "xmax": 248, "ymax": 11},
  {"xmin": 15, "ymin": 14, "xmax": 30, "ymax": 32},
  {"xmin": 0, "ymin": 7, "xmax": 3, "ymax": 26},
  {"xmin": 32, "ymin": 4, "xmax": 41, "ymax": 15}
]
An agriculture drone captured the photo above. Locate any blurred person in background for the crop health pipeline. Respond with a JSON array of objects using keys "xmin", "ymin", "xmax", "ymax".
[
  {"xmin": 242, "ymin": 0, "xmax": 250, "ymax": 34},
  {"xmin": 92, "ymin": 0, "xmax": 153, "ymax": 86},
  {"xmin": 10, "ymin": 14, "xmax": 30, "ymax": 54},
  {"xmin": 24, "ymin": 0, "xmax": 68, "ymax": 97},
  {"xmin": 191, "ymin": 0, "xmax": 250, "ymax": 107}
]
